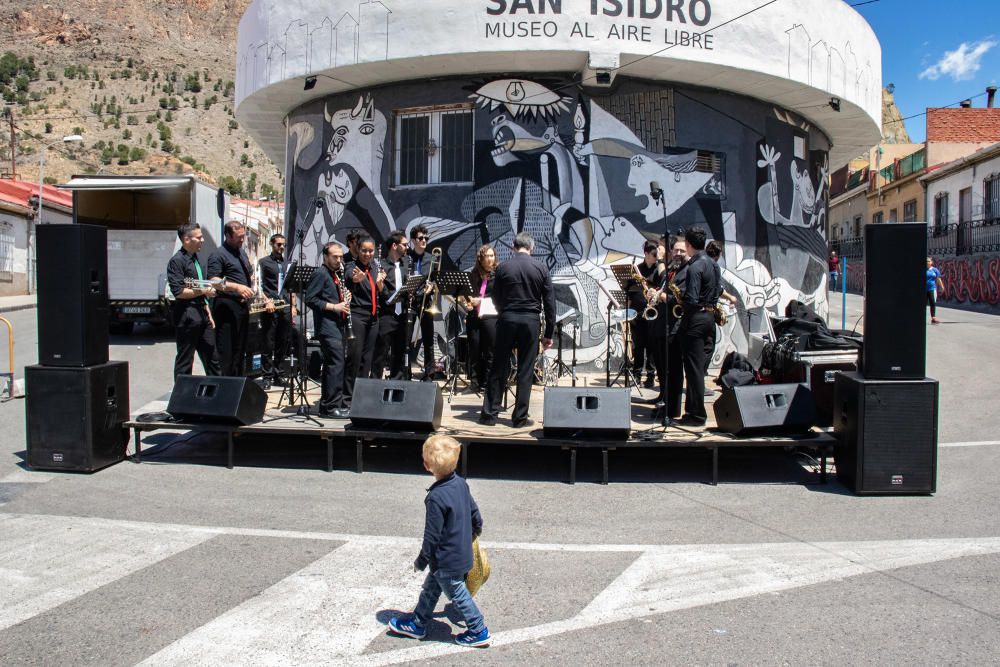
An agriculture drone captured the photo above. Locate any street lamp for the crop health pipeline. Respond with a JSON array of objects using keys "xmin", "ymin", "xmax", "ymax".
[{"xmin": 37, "ymin": 134, "xmax": 83, "ymax": 224}]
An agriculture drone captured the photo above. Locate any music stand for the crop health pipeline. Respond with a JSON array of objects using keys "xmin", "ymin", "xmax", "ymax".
[
  {"xmin": 435, "ymin": 272, "xmax": 475, "ymax": 398},
  {"xmin": 608, "ymin": 267, "xmax": 644, "ymax": 395},
  {"xmin": 276, "ymin": 263, "xmax": 317, "ymax": 420},
  {"xmin": 392, "ymin": 274, "xmax": 426, "ymax": 380},
  {"xmin": 549, "ymin": 308, "xmax": 578, "ymax": 386}
]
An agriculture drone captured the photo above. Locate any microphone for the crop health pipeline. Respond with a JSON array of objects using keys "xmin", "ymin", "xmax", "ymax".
[{"xmin": 649, "ymin": 181, "xmax": 663, "ymax": 201}]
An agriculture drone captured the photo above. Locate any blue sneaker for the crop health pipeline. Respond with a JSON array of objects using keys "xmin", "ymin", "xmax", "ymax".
[
  {"xmin": 454, "ymin": 627, "xmax": 491, "ymax": 647},
  {"xmin": 388, "ymin": 615, "xmax": 426, "ymax": 640}
]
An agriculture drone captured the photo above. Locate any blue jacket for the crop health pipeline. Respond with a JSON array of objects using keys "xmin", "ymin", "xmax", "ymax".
[{"xmin": 415, "ymin": 473, "xmax": 483, "ymax": 577}]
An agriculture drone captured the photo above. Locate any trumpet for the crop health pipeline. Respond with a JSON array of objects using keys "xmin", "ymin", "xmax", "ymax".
[
  {"xmin": 183, "ymin": 277, "xmax": 223, "ymax": 290},
  {"xmin": 249, "ymin": 297, "xmax": 289, "ymax": 315},
  {"xmin": 418, "ymin": 247, "xmax": 443, "ymax": 319}
]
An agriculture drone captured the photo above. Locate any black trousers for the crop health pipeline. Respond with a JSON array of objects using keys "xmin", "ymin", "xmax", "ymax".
[
  {"xmin": 344, "ymin": 310, "xmax": 378, "ymax": 401},
  {"xmin": 680, "ymin": 310, "xmax": 714, "ymax": 422},
  {"xmin": 652, "ymin": 331, "xmax": 684, "ymax": 419},
  {"xmin": 318, "ymin": 325, "xmax": 347, "ymax": 412},
  {"xmin": 466, "ymin": 314, "xmax": 496, "ymax": 388},
  {"xmin": 173, "ymin": 318, "xmax": 221, "ymax": 378},
  {"xmin": 482, "ymin": 313, "xmax": 539, "ymax": 424},
  {"xmin": 703, "ymin": 321, "xmax": 718, "ymax": 377},
  {"xmin": 926, "ymin": 290, "xmax": 937, "ymax": 317},
  {"xmin": 212, "ymin": 298, "xmax": 249, "ymax": 376},
  {"xmin": 260, "ymin": 307, "xmax": 292, "ymax": 378},
  {"xmin": 631, "ymin": 317, "xmax": 655, "ymax": 378},
  {"xmin": 373, "ymin": 312, "xmax": 408, "ymax": 380},
  {"xmin": 409, "ymin": 312, "xmax": 436, "ymax": 378}
]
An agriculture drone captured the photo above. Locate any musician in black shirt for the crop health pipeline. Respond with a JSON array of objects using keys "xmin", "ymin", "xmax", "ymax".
[
  {"xmin": 343, "ymin": 234, "xmax": 384, "ymax": 403},
  {"xmin": 407, "ymin": 224, "xmax": 437, "ymax": 381},
  {"xmin": 677, "ymin": 227, "xmax": 720, "ymax": 425},
  {"xmin": 305, "ymin": 242, "xmax": 352, "ymax": 418},
  {"xmin": 460, "ymin": 244, "xmax": 497, "ymax": 393},
  {"xmin": 207, "ymin": 221, "xmax": 256, "ymax": 376},
  {"xmin": 257, "ymin": 233, "xmax": 295, "ymax": 384},
  {"xmin": 372, "ymin": 231, "xmax": 412, "ymax": 380},
  {"xmin": 628, "ymin": 240, "xmax": 659, "ymax": 389},
  {"xmin": 166, "ymin": 223, "xmax": 221, "ymax": 378},
  {"xmin": 479, "ymin": 232, "xmax": 556, "ymax": 428}
]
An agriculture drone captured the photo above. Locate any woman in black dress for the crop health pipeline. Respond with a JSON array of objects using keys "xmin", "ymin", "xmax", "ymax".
[{"xmin": 459, "ymin": 244, "xmax": 497, "ymax": 393}]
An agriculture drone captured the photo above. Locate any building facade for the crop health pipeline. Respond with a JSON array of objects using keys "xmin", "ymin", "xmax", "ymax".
[
  {"xmin": 236, "ymin": 0, "xmax": 882, "ymax": 364},
  {"xmin": 0, "ymin": 180, "xmax": 73, "ymax": 296}
]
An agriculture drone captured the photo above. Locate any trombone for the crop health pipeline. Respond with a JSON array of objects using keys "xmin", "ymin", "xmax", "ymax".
[{"xmin": 418, "ymin": 247, "xmax": 443, "ymax": 319}]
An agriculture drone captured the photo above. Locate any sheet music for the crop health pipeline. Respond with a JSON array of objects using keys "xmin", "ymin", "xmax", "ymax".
[{"xmin": 478, "ymin": 297, "xmax": 497, "ymax": 318}]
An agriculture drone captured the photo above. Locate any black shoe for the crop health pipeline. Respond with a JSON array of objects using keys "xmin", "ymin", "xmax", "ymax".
[
  {"xmin": 678, "ymin": 415, "xmax": 706, "ymax": 427},
  {"xmin": 331, "ymin": 407, "xmax": 351, "ymax": 419},
  {"xmin": 643, "ymin": 376, "xmax": 655, "ymax": 389},
  {"xmin": 704, "ymin": 389, "xmax": 716, "ymax": 397},
  {"xmin": 317, "ymin": 408, "xmax": 334, "ymax": 418},
  {"xmin": 477, "ymin": 414, "xmax": 497, "ymax": 426},
  {"xmin": 512, "ymin": 418, "xmax": 535, "ymax": 429}
]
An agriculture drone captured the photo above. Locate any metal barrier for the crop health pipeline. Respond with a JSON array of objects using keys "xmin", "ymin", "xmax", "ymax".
[
  {"xmin": 0, "ymin": 316, "xmax": 13, "ymax": 398},
  {"xmin": 832, "ymin": 217, "xmax": 1000, "ymax": 259}
]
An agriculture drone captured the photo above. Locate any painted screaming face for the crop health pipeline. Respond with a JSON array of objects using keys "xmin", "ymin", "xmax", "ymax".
[{"xmin": 318, "ymin": 168, "xmax": 353, "ymax": 205}]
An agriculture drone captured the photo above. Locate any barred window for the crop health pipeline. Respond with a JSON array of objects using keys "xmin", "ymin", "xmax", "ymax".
[
  {"xmin": 903, "ymin": 199, "xmax": 917, "ymax": 223},
  {"xmin": 394, "ymin": 105, "xmax": 474, "ymax": 186},
  {"xmin": 985, "ymin": 175, "xmax": 1000, "ymax": 221},
  {"xmin": 934, "ymin": 193, "xmax": 949, "ymax": 229},
  {"xmin": 872, "ymin": 211, "xmax": 884, "ymax": 225}
]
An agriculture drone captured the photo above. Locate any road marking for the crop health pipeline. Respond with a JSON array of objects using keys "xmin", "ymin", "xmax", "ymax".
[
  {"xmin": 939, "ymin": 440, "xmax": 1000, "ymax": 448},
  {"xmin": 140, "ymin": 542, "xmax": 417, "ymax": 665},
  {"xmin": 0, "ymin": 514, "xmax": 213, "ymax": 630},
  {"xmin": 5, "ymin": 514, "xmax": 1000, "ymax": 665}
]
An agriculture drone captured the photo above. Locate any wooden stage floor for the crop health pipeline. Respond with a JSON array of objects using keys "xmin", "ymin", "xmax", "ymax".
[{"xmin": 128, "ymin": 373, "xmax": 835, "ymax": 485}]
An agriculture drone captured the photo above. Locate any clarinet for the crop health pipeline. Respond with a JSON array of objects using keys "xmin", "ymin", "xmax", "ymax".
[{"xmin": 335, "ymin": 266, "xmax": 356, "ymax": 341}]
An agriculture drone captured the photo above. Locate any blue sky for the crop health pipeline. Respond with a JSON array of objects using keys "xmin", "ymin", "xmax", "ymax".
[{"xmin": 851, "ymin": 0, "xmax": 1000, "ymax": 142}]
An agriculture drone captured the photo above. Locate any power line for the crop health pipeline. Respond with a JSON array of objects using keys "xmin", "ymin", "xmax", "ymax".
[{"xmin": 884, "ymin": 91, "xmax": 988, "ymax": 125}]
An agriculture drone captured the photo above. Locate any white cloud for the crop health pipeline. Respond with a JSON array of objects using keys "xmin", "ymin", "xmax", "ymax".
[{"xmin": 920, "ymin": 39, "xmax": 998, "ymax": 81}]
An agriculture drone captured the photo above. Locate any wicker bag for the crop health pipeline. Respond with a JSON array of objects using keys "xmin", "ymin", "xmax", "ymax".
[{"xmin": 465, "ymin": 536, "xmax": 491, "ymax": 596}]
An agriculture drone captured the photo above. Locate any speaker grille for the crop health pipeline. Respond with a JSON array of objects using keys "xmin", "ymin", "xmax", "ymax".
[{"xmin": 860, "ymin": 382, "xmax": 937, "ymax": 492}]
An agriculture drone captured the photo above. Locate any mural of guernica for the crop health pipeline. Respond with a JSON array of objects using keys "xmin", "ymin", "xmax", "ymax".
[{"xmin": 285, "ymin": 77, "xmax": 832, "ymax": 368}]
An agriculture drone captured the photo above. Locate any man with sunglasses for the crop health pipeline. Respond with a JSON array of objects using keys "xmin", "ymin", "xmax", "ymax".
[
  {"xmin": 257, "ymin": 233, "xmax": 296, "ymax": 385},
  {"xmin": 408, "ymin": 224, "xmax": 438, "ymax": 381}
]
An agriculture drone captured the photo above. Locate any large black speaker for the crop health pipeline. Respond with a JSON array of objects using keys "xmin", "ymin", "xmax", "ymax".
[
  {"xmin": 713, "ymin": 383, "xmax": 816, "ymax": 436},
  {"xmin": 543, "ymin": 387, "xmax": 631, "ymax": 438},
  {"xmin": 863, "ymin": 223, "xmax": 927, "ymax": 379},
  {"xmin": 167, "ymin": 375, "xmax": 267, "ymax": 425},
  {"xmin": 37, "ymin": 223, "xmax": 109, "ymax": 367},
  {"xmin": 349, "ymin": 379, "xmax": 442, "ymax": 431},
  {"xmin": 833, "ymin": 372, "xmax": 938, "ymax": 495},
  {"xmin": 26, "ymin": 361, "xmax": 129, "ymax": 472}
]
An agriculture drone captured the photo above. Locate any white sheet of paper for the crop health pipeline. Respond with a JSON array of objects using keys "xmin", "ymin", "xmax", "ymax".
[{"xmin": 478, "ymin": 297, "xmax": 497, "ymax": 318}]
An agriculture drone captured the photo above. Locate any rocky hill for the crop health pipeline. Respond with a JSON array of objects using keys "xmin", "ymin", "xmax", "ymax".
[{"xmin": 0, "ymin": 0, "xmax": 281, "ymax": 198}]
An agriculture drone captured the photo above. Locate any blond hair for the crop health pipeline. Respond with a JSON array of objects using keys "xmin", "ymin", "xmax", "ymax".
[{"xmin": 423, "ymin": 435, "xmax": 461, "ymax": 477}]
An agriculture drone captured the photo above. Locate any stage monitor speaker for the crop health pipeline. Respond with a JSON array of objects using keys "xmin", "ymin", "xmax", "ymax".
[
  {"xmin": 350, "ymin": 379, "xmax": 442, "ymax": 431},
  {"xmin": 36, "ymin": 223, "xmax": 110, "ymax": 367},
  {"xmin": 833, "ymin": 372, "xmax": 938, "ymax": 495},
  {"xmin": 713, "ymin": 383, "xmax": 816, "ymax": 436},
  {"xmin": 542, "ymin": 387, "xmax": 632, "ymax": 439},
  {"xmin": 26, "ymin": 361, "xmax": 129, "ymax": 472},
  {"xmin": 863, "ymin": 222, "xmax": 927, "ymax": 379},
  {"xmin": 167, "ymin": 375, "xmax": 267, "ymax": 425}
]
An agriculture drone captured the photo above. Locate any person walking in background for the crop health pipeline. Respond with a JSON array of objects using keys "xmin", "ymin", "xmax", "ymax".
[
  {"xmin": 828, "ymin": 251, "xmax": 839, "ymax": 291},
  {"xmin": 926, "ymin": 256, "xmax": 944, "ymax": 324}
]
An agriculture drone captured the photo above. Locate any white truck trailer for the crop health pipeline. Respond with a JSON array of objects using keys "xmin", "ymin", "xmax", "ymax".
[{"xmin": 58, "ymin": 175, "xmax": 229, "ymax": 332}]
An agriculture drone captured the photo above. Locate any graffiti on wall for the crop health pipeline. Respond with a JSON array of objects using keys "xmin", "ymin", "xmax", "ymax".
[
  {"xmin": 938, "ymin": 255, "xmax": 1000, "ymax": 305},
  {"xmin": 285, "ymin": 78, "xmax": 831, "ymax": 366}
]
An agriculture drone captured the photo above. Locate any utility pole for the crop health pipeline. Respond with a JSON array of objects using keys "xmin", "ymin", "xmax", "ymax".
[{"xmin": 3, "ymin": 107, "xmax": 15, "ymax": 180}]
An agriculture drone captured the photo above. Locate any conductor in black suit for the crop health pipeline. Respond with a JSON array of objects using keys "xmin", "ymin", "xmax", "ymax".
[
  {"xmin": 304, "ymin": 242, "xmax": 352, "ymax": 418},
  {"xmin": 372, "ymin": 231, "xmax": 412, "ymax": 380},
  {"xmin": 479, "ymin": 232, "xmax": 555, "ymax": 428}
]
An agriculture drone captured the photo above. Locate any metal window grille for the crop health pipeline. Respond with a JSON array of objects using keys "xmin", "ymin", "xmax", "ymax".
[
  {"xmin": 0, "ymin": 226, "xmax": 13, "ymax": 283},
  {"xmin": 903, "ymin": 199, "xmax": 917, "ymax": 223},
  {"xmin": 985, "ymin": 175, "xmax": 1000, "ymax": 222},
  {"xmin": 934, "ymin": 193, "xmax": 949, "ymax": 229},
  {"xmin": 394, "ymin": 106, "xmax": 474, "ymax": 186}
]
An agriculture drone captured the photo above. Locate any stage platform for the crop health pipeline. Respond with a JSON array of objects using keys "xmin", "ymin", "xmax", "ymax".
[{"xmin": 128, "ymin": 374, "xmax": 835, "ymax": 485}]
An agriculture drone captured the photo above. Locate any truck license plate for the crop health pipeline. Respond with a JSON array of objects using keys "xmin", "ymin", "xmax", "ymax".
[{"xmin": 121, "ymin": 306, "xmax": 151, "ymax": 314}]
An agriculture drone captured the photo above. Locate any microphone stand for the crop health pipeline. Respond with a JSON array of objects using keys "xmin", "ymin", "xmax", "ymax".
[{"xmin": 651, "ymin": 184, "xmax": 674, "ymax": 429}]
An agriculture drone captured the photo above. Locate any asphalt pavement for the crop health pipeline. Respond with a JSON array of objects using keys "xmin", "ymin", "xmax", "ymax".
[{"xmin": 1, "ymin": 295, "xmax": 998, "ymax": 665}]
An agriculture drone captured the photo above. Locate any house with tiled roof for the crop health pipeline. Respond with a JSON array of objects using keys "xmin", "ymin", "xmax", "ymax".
[{"xmin": 0, "ymin": 179, "xmax": 73, "ymax": 296}]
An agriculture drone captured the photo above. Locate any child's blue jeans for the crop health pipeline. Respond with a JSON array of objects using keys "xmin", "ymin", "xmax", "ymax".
[{"xmin": 413, "ymin": 570, "xmax": 486, "ymax": 634}]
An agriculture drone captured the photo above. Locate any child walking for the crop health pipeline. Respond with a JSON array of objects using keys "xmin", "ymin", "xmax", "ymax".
[{"xmin": 388, "ymin": 435, "xmax": 490, "ymax": 647}]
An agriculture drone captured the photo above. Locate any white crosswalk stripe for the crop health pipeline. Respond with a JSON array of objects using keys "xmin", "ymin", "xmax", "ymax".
[{"xmin": 4, "ymin": 513, "xmax": 1000, "ymax": 665}]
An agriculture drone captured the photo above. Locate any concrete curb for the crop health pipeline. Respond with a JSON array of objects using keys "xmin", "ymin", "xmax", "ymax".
[{"xmin": 0, "ymin": 303, "xmax": 37, "ymax": 314}]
